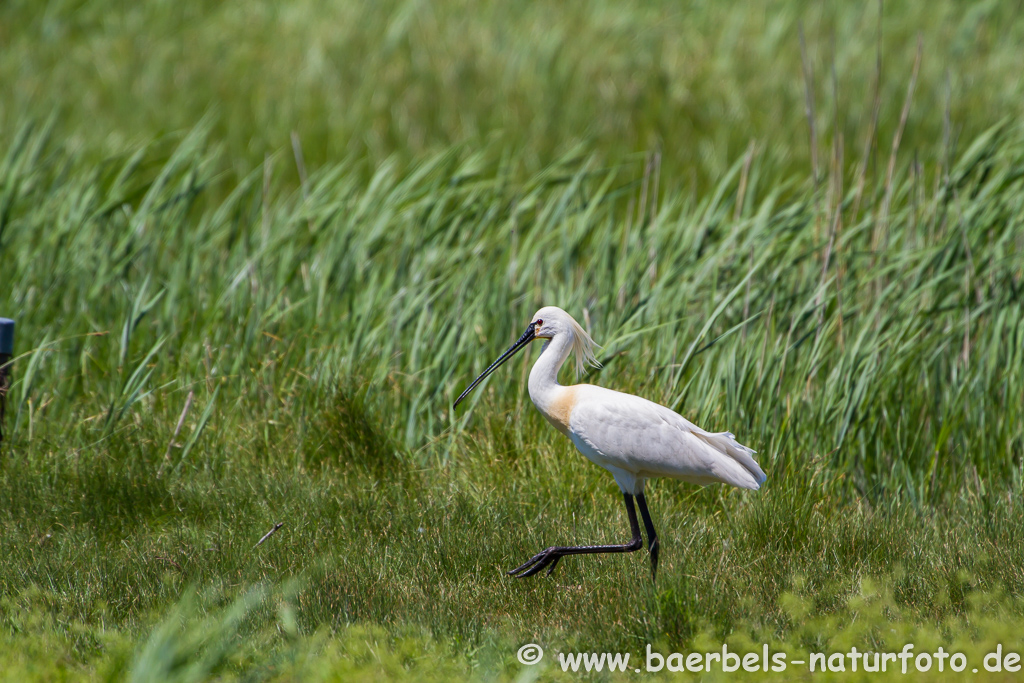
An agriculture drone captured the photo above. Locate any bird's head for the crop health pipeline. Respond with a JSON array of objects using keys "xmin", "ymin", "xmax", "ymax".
[
  {"xmin": 453, "ymin": 306, "xmax": 600, "ymax": 409},
  {"xmin": 529, "ymin": 305, "xmax": 571, "ymax": 339}
]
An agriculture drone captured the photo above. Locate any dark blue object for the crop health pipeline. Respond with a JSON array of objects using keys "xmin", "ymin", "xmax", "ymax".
[{"xmin": 0, "ymin": 318, "xmax": 12, "ymax": 356}]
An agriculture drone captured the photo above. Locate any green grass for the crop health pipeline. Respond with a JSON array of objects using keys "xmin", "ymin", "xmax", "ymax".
[
  {"xmin": 2, "ymin": 1, "xmax": 1024, "ymax": 680},
  {"xmin": 4, "ymin": 1, "xmax": 1024, "ymax": 187}
]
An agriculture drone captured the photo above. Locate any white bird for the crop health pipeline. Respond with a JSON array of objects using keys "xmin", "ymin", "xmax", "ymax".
[{"xmin": 454, "ymin": 306, "xmax": 766, "ymax": 580}]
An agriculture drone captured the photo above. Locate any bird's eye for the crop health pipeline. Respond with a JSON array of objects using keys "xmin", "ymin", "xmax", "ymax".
[{"xmin": 535, "ymin": 319, "xmax": 543, "ymax": 327}]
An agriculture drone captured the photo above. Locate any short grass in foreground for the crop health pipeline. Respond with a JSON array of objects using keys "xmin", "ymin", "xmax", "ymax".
[
  {"xmin": 1, "ymin": 109, "xmax": 1023, "ymax": 679},
  {"xmin": 4, "ymin": 577, "xmax": 1024, "ymax": 681}
]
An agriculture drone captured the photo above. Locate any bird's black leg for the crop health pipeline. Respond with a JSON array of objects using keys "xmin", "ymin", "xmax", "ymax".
[
  {"xmin": 635, "ymin": 492, "xmax": 660, "ymax": 582},
  {"xmin": 508, "ymin": 493, "xmax": 644, "ymax": 578}
]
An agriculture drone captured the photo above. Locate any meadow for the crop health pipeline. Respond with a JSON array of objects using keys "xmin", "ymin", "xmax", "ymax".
[{"xmin": 1, "ymin": 1, "xmax": 1024, "ymax": 680}]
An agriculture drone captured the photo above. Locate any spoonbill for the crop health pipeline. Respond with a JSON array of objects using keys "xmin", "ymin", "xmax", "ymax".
[{"xmin": 454, "ymin": 306, "xmax": 765, "ymax": 580}]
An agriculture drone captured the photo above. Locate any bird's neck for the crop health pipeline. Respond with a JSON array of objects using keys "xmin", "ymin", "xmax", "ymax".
[{"xmin": 528, "ymin": 332, "xmax": 573, "ymax": 414}]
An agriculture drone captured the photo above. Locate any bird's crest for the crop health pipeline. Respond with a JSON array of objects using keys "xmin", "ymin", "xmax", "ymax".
[{"xmin": 568, "ymin": 315, "xmax": 602, "ymax": 378}]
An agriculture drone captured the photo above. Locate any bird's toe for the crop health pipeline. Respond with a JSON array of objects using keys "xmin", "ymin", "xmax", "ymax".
[
  {"xmin": 508, "ymin": 547, "xmax": 561, "ymax": 579},
  {"xmin": 507, "ymin": 551, "xmax": 545, "ymax": 577}
]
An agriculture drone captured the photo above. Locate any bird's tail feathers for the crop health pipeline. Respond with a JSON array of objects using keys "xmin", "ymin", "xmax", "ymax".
[{"xmin": 694, "ymin": 430, "xmax": 767, "ymax": 490}]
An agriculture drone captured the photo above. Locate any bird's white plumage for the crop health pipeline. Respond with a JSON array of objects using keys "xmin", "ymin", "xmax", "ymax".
[
  {"xmin": 569, "ymin": 385, "xmax": 765, "ymax": 494},
  {"xmin": 526, "ymin": 306, "xmax": 766, "ymax": 496}
]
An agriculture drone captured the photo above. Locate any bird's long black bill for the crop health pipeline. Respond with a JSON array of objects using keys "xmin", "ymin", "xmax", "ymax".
[{"xmin": 453, "ymin": 323, "xmax": 535, "ymax": 409}]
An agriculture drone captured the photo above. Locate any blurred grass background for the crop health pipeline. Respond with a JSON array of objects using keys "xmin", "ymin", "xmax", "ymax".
[
  {"xmin": 2, "ymin": 1, "xmax": 1024, "ymax": 681},
  {"xmin": 4, "ymin": 1, "xmax": 1024, "ymax": 185}
]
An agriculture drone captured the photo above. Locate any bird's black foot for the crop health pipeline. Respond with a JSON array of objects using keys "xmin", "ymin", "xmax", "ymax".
[
  {"xmin": 636, "ymin": 492, "xmax": 660, "ymax": 583},
  {"xmin": 507, "ymin": 546, "xmax": 565, "ymax": 578},
  {"xmin": 507, "ymin": 493, "xmax": 647, "ymax": 579}
]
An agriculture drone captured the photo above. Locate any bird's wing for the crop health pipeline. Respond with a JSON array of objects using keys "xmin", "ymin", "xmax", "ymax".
[{"xmin": 568, "ymin": 386, "xmax": 766, "ymax": 489}]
